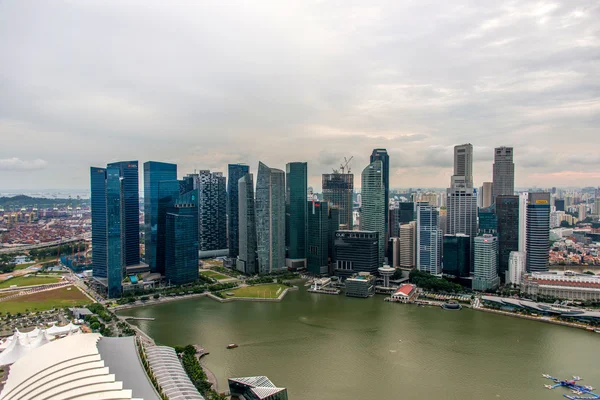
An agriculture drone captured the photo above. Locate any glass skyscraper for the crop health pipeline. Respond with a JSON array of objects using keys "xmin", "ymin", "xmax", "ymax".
[
  {"xmin": 256, "ymin": 162, "xmax": 286, "ymax": 274},
  {"xmin": 238, "ymin": 173, "xmax": 257, "ymax": 275},
  {"xmin": 194, "ymin": 170, "xmax": 227, "ymax": 253},
  {"xmin": 442, "ymin": 234, "xmax": 471, "ymax": 278},
  {"xmin": 478, "ymin": 204, "xmax": 497, "ymax": 235},
  {"xmin": 286, "ymin": 162, "xmax": 307, "ymax": 268},
  {"xmin": 228, "ymin": 164, "xmax": 250, "ymax": 259},
  {"xmin": 143, "ymin": 161, "xmax": 177, "ymax": 273},
  {"xmin": 360, "ymin": 160, "xmax": 386, "ymax": 268},
  {"xmin": 322, "ymin": 173, "xmax": 354, "ymax": 230},
  {"xmin": 333, "ymin": 230, "xmax": 380, "ymax": 277},
  {"xmin": 370, "ymin": 149, "xmax": 390, "ymax": 235},
  {"xmin": 307, "ymin": 200, "xmax": 329, "ymax": 275},
  {"xmin": 496, "ymin": 195, "xmax": 519, "ymax": 282},
  {"xmin": 417, "ymin": 205, "xmax": 442, "ymax": 275},
  {"xmin": 90, "ymin": 161, "xmax": 139, "ymax": 298},
  {"xmin": 155, "ymin": 180, "xmax": 180, "ymax": 275},
  {"xmin": 165, "ymin": 191, "xmax": 199, "ymax": 285},
  {"xmin": 526, "ymin": 192, "xmax": 550, "ymax": 272}
]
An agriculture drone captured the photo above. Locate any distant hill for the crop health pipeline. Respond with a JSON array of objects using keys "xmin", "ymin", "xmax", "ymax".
[{"xmin": 0, "ymin": 195, "xmax": 88, "ymax": 209}]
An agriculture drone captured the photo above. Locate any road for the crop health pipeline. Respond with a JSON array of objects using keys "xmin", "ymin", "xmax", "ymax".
[{"xmin": 0, "ymin": 233, "xmax": 90, "ymax": 254}]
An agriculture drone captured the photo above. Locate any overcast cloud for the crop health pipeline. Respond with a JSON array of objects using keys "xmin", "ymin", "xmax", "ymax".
[{"xmin": 0, "ymin": 0, "xmax": 598, "ymax": 191}]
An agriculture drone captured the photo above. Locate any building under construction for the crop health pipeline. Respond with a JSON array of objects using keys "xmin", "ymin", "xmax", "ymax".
[{"xmin": 323, "ymin": 174, "xmax": 353, "ymax": 230}]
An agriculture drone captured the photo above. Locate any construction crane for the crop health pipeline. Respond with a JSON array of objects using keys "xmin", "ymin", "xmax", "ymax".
[{"xmin": 340, "ymin": 156, "xmax": 353, "ymax": 174}]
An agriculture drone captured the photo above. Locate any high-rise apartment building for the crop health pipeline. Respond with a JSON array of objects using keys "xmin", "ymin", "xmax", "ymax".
[
  {"xmin": 506, "ymin": 251, "xmax": 525, "ymax": 286},
  {"xmin": 399, "ymin": 222, "xmax": 416, "ymax": 268},
  {"xmin": 165, "ymin": 191, "xmax": 199, "ymax": 285},
  {"xmin": 307, "ymin": 200, "xmax": 329, "ymax": 275},
  {"xmin": 370, "ymin": 149, "xmax": 390, "ymax": 235},
  {"xmin": 322, "ymin": 173, "xmax": 354, "ymax": 230},
  {"xmin": 496, "ymin": 195, "xmax": 519, "ymax": 282},
  {"xmin": 143, "ymin": 161, "xmax": 177, "ymax": 273},
  {"xmin": 237, "ymin": 174, "xmax": 257, "ymax": 275},
  {"xmin": 442, "ymin": 234, "xmax": 470, "ymax": 278},
  {"xmin": 360, "ymin": 160, "xmax": 386, "ymax": 268},
  {"xmin": 417, "ymin": 205, "xmax": 442, "ymax": 275},
  {"xmin": 90, "ymin": 161, "xmax": 139, "ymax": 298},
  {"xmin": 578, "ymin": 203, "xmax": 588, "ymax": 220},
  {"xmin": 286, "ymin": 162, "xmax": 308, "ymax": 269},
  {"xmin": 492, "ymin": 147, "xmax": 515, "ymax": 201},
  {"xmin": 227, "ymin": 164, "xmax": 250, "ymax": 259},
  {"xmin": 480, "ymin": 182, "xmax": 493, "ymax": 208},
  {"xmin": 194, "ymin": 170, "xmax": 227, "ymax": 254},
  {"xmin": 526, "ymin": 192, "xmax": 550, "ymax": 273},
  {"xmin": 472, "ymin": 234, "xmax": 500, "ymax": 291},
  {"xmin": 256, "ymin": 162, "xmax": 286, "ymax": 274}
]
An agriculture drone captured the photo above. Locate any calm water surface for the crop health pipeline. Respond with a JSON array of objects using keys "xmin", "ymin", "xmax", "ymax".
[{"xmin": 121, "ymin": 286, "xmax": 600, "ymax": 400}]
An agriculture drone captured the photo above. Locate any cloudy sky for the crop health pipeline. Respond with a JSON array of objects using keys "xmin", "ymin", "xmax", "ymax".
[{"xmin": 0, "ymin": 1, "xmax": 598, "ymax": 191}]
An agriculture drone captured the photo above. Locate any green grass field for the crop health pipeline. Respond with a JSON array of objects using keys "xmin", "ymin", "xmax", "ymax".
[
  {"xmin": 0, "ymin": 286, "xmax": 90, "ymax": 314},
  {"xmin": 0, "ymin": 275, "xmax": 61, "ymax": 289},
  {"xmin": 200, "ymin": 270, "xmax": 230, "ymax": 280},
  {"xmin": 227, "ymin": 284, "xmax": 287, "ymax": 299},
  {"xmin": 14, "ymin": 262, "xmax": 36, "ymax": 270}
]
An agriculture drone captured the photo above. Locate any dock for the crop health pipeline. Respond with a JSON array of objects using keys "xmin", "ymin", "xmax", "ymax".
[
  {"xmin": 307, "ymin": 288, "xmax": 340, "ymax": 295},
  {"xmin": 121, "ymin": 316, "xmax": 156, "ymax": 321}
]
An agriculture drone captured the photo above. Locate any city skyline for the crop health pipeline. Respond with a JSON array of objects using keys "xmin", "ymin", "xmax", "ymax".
[{"xmin": 1, "ymin": 1, "xmax": 599, "ymax": 191}]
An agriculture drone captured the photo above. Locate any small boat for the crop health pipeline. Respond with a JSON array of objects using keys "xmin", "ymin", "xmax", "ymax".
[
  {"xmin": 226, "ymin": 343, "xmax": 238, "ymax": 349},
  {"xmin": 573, "ymin": 376, "xmax": 582, "ymax": 381}
]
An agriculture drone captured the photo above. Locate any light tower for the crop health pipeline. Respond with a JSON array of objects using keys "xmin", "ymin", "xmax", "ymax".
[{"xmin": 378, "ymin": 265, "xmax": 395, "ymax": 288}]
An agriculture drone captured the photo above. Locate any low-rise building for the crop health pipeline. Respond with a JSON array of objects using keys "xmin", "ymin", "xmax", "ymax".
[
  {"xmin": 345, "ymin": 273, "xmax": 375, "ymax": 298},
  {"xmin": 521, "ymin": 271, "xmax": 600, "ymax": 301},
  {"xmin": 390, "ymin": 284, "xmax": 418, "ymax": 303},
  {"xmin": 228, "ymin": 376, "xmax": 288, "ymax": 400}
]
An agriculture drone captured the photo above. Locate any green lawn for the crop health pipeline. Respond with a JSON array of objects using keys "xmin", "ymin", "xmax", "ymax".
[
  {"xmin": 0, "ymin": 286, "xmax": 90, "ymax": 314},
  {"xmin": 227, "ymin": 284, "xmax": 287, "ymax": 299},
  {"xmin": 14, "ymin": 262, "xmax": 36, "ymax": 270},
  {"xmin": 200, "ymin": 270, "xmax": 230, "ymax": 280},
  {"xmin": 0, "ymin": 275, "xmax": 61, "ymax": 289}
]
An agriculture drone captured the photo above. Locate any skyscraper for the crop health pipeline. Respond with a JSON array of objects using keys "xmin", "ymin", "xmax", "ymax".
[
  {"xmin": 165, "ymin": 191, "xmax": 199, "ymax": 285},
  {"xmin": 478, "ymin": 205, "xmax": 497, "ymax": 235},
  {"xmin": 256, "ymin": 162, "xmax": 286, "ymax": 274},
  {"xmin": 480, "ymin": 182, "xmax": 493, "ymax": 208},
  {"xmin": 453, "ymin": 144, "xmax": 473, "ymax": 187},
  {"xmin": 322, "ymin": 173, "xmax": 354, "ymax": 230},
  {"xmin": 307, "ymin": 200, "xmax": 329, "ymax": 275},
  {"xmin": 506, "ymin": 251, "xmax": 525, "ymax": 286},
  {"xmin": 519, "ymin": 192, "xmax": 528, "ymax": 252},
  {"xmin": 526, "ymin": 192, "xmax": 550, "ymax": 273},
  {"xmin": 417, "ymin": 205, "xmax": 442, "ymax": 275},
  {"xmin": 360, "ymin": 160, "xmax": 385, "ymax": 268},
  {"xmin": 227, "ymin": 164, "xmax": 250, "ymax": 259},
  {"xmin": 555, "ymin": 199, "xmax": 565, "ymax": 212},
  {"xmin": 155, "ymin": 180, "xmax": 180, "ymax": 275},
  {"xmin": 496, "ymin": 195, "xmax": 519, "ymax": 282},
  {"xmin": 442, "ymin": 234, "xmax": 471, "ymax": 278},
  {"xmin": 370, "ymin": 149, "xmax": 390, "ymax": 235},
  {"xmin": 399, "ymin": 221, "xmax": 416, "ymax": 268},
  {"xmin": 195, "ymin": 170, "xmax": 227, "ymax": 255},
  {"xmin": 238, "ymin": 173, "xmax": 257, "ymax": 275},
  {"xmin": 90, "ymin": 161, "xmax": 139, "ymax": 298},
  {"xmin": 492, "ymin": 147, "xmax": 515, "ymax": 201},
  {"xmin": 333, "ymin": 230, "xmax": 380, "ymax": 277},
  {"xmin": 143, "ymin": 161, "xmax": 177, "ymax": 273},
  {"xmin": 286, "ymin": 162, "xmax": 308, "ymax": 269},
  {"xmin": 472, "ymin": 234, "xmax": 500, "ymax": 291}
]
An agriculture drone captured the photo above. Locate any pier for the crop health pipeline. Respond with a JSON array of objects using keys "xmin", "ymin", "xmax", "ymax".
[{"xmin": 121, "ymin": 316, "xmax": 156, "ymax": 321}]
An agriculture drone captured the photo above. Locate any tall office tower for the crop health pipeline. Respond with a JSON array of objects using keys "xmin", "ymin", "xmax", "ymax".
[
  {"xmin": 388, "ymin": 207, "xmax": 399, "ymax": 238},
  {"xmin": 256, "ymin": 162, "xmax": 286, "ymax": 274},
  {"xmin": 578, "ymin": 203, "xmax": 588, "ymax": 220},
  {"xmin": 555, "ymin": 199, "xmax": 565, "ymax": 212},
  {"xmin": 526, "ymin": 192, "xmax": 550, "ymax": 273},
  {"xmin": 322, "ymin": 173, "xmax": 354, "ymax": 230},
  {"xmin": 165, "ymin": 191, "xmax": 199, "ymax": 285},
  {"xmin": 307, "ymin": 200, "xmax": 329, "ymax": 275},
  {"xmin": 360, "ymin": 160, "xmax": 385, "ymax": 268},
  {"xmin": 286, "ymin": 162, "xmax": 308, "ymax": 269},
  {"xmin": 90, "ymin": 161, "xmax": 139, "ymax": 298},
  {"xmin": 328, "ymin": 206, "xmax": 340, "ymax": 263},
  {"xmin": 442, "ymin": 234, "xmax": 471, "ymax": 278},
  {"xmin": 227, "ymin": 164, "xmax": 250, "ymax": 259},
  {"xmin": 194, "ymin": 170, "xmax": 227, "ymax": 254},
  {"xmin": 398, "ymin": 202, "xmax": 415, "ymax": 223},
  {"xmin": 388, "ymin": 237, "xmax": 400, "ymax": 267},
  {"xmin": 238, "ymin": 174, "xmax": 257, "ymax": 275},
  {"xmin": 154, "ymin": 180, "xmax": 180, "ymax": 275},
  {"xmin": 143, "ymin": 161, "xmax": 177, "ymax": 273},
  {"xmin": 333, "ymin": 230, "xmax": 380, "ymax": 278},
  {"xmin": 496, "ymin": 195, "xmax": 519, "ymax": 282},
  {"xmin": 478, "ymin": 205, "xmax": 497, "ymax": 235},
  {"xmin": 417, "ymin": 205, "xmax": 442, "ymax": 275},
  {"xmin": 370, "ymin": 149, "xmax": 390, "ymax": 235},
  {"xmin": 480, "ymin": 182, "xmax": 493, "ymax": 208},
  {"xmin": 519, "ymin": 192, "xmax": 528, "ymax": 252},
  {"xmin": 595, "ymin": 198, "xmax": 600, "ymax": 216},
  {"xmin": 492, "ymin": 146, "xmax": 515, "ymax": 201},
  {"xmin": 453, "ymin": 143, "xmax": 473, "ymax": 187},
  {"xmin": 399, "ymin": 221, "xmax": 416, "ymax": 268},
  {"xmin": 506, "ymin": 251, "xmax": 526, "ymax": 286},
  {"xmin": 472, "ymin": 234, "xmax": 500, "ymax": 291}
]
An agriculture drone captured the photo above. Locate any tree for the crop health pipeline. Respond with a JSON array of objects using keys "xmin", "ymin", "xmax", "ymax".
[
  {"xmin": 90, "ymin": 322, "xmax": 101, "ymax": 330},
  {"xmin": 560, "ymin": 220, "xmax": 572, "ymax": 228}
]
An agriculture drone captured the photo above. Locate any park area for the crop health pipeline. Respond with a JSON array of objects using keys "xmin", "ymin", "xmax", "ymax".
[
  {"xmin": 227, "ymin": 284, "xmax": 287, "ymax": 299},
  {"xmin": 0, "ymin": 275, "xmax": 61, "ymax": 289},
  {"xmin": 0, "ymin": 286, "xmax": 90, "ymax": 314},
  {"xmin": 200, "ymin": 270, "xmax": 230, "ymax": 280}
]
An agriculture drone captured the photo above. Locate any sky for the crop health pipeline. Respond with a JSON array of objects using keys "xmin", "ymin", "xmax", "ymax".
[{"xmin": 0, "ymin": 0, "xmax": 599, "ymax": 192}]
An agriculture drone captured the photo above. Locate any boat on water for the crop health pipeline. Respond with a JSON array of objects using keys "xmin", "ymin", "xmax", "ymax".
[
  {"xmin": 441, "ymin": 301, "xmax": 462, "ymax": 310},
  {"xmin": 226, "ymin": 343, "xmax": 238, "ymax": 349}
]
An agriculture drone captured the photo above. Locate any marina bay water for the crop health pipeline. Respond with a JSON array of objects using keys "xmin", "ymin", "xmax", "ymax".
[{"xmin": 121, "ymin": 286, "xmax": 600, "ymax": 400}]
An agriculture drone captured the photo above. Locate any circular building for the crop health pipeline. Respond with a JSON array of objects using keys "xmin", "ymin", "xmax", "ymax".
[{"xmin": 378, "ymin": 265, "xmax": 396, "ymax": 288}]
